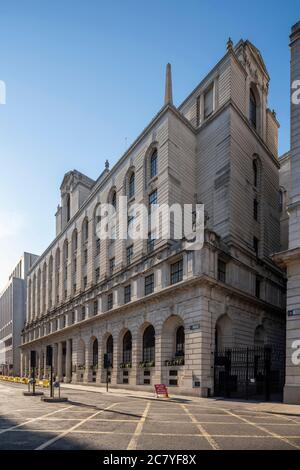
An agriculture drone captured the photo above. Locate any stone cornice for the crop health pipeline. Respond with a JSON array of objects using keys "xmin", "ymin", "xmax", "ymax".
[{"xmin": 272, "ymin": 247, "xmax": 300, "ymax": 267}]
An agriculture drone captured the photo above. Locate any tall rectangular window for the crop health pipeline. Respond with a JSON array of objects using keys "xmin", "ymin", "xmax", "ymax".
[
  {"xmin": 253, "ymin": 237, "xmax": 259, "ymax": 257},
  {"xmin": 109, "ymin": 257, "xmax": 115, "ymax": 275},
  {"xmin": 107, "ymin": 293, "xmax": 113, "ymax": 311},
  {"xmin": 170, "ymin": 259, "xmax": 183, "ymax": 285},
  {"xmin": 255, "ymin": 277, "xmax": 261, "ymax": 299},
  {"xmin": 218, "ymin": 259, "xmax": 226, "ymax": 283},
  {"xmin": 149, "ymin": 190, "xmax": 157, "ymax": 209},
  {"xmin": 147, "ymin": 232, "xmax": 155, "ymax": 253},
  {"xmin": 254, "ymin": 199, "xmax": 259, "ymax": 221},
  {"xmin": 95, "ymin": 267, "xmax": 100, "ymax": 282},
  {"xmin": 126, "ymin": 245, "xmax": 133, "ymax": 265},
  {"xmin": 124, "ymin": 285, "xmax": 131, "ymax": 304},
  {"xmin": 81, "ymin": 306, "xmax": 86, "ymax": 321},
  {"xmin": 145, "ymin": 274, "xmax": 154, "ymax": 295},
  {"xmin": 204, "ymin": 85, "xmax": 214, "ymax": 119},
  {"xmin": 93, "ymin": 300, "xmax": 98, "ymax": 316},
  {"xmin": 96, "ymin": 238, "xmax": 100, "ymax": 256},
  {"xmin": 150, "ymin": 150, "xmax": 157, "ymax": 179}
]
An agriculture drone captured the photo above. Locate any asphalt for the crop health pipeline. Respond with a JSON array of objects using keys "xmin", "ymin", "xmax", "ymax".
[{"xmin": 0, "ymin": 381, "xmax": 300, "ymax": 450}]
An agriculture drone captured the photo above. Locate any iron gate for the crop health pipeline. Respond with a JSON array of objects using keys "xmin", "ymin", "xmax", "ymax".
[{"xmin": 214, "ymin": 346, "xmax": 285, "ymax": 401}]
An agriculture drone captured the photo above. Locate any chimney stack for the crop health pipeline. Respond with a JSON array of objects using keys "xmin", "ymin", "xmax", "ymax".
[{"xmin": 164, "ymin": 63, "xmax": 173, "ymax": 106}]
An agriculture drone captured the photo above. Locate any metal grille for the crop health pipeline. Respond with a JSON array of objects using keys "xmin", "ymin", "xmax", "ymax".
[{"xmin": 214, "ymin": 346, "xmax": 285, "ymax": 401}]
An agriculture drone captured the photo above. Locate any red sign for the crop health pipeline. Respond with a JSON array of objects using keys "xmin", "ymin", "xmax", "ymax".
[{"xmin": 154, "ymin": 384, "xmax": 169, "ymax": 398}]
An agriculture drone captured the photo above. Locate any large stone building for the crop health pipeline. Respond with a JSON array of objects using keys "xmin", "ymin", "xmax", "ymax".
[
  {"xmin": 0, "ymin": 253, "xmax": 39, "ymax": 376},
  {"xmin": 275, "ymin": 21, "xmax": 300, "ymax": 404},
  {"xmin": 21, "ymin": 38, "xmax": 286, "ymax": 397}
]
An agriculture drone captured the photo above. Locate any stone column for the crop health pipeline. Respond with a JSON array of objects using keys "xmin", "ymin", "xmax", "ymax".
[
  {"xmin": 24, "ymin": 351, "xmax": 28, "ymax": 376},
  {"xmin": 57, "ymin": 342, "xmax": 63, "ymax": 381},
  {"xmin": 20, "ymin": 351, "xmax": 24, "ymax": 377},
  {"xmin": 153, "ymin": 326, "xmax": 162, "ymax": 385},
  {"xmin": 131, "ymin": 332, "xmax": 139, "ymax": 386},
  {"xmin": 43, "ymin": 348, "xmax": 47, "ymax": 378},
  {"xmin": 37, "ymin": 350, "xmax": 41, "ymax": 379},
  {"xmin": 84, "ymin": 341, "xmax": 91, "ymax": 382},
  {"xmin": 66, "ymin": 339, "xmax": 72, "ymax": 383},
  {"xmin": 72, "ymin": 337, "xmax": 78, "ymax": 383},
  {"xmin": 53, "ymin": 343, "xmax": 58, "ymax": 378}
]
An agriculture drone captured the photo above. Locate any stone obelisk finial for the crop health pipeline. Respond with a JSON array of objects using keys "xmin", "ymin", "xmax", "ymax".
[{"xmin": 164, "ymin": 63, "xmax": 173, "ymax": 105}]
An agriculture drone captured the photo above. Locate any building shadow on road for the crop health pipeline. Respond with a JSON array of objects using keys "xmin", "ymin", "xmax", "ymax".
[{"xmin": 0, "ymin": 414, "xmax": 86, "ymax": 450}]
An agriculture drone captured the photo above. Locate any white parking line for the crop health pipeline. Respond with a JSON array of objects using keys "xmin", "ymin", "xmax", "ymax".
[
  {"xmin": 127, "ymin": 402, "xmax": 151, "ymax": 450},
  {"xmin": 181, "ymin": 404, "xmax": 220, "ymax": 450},
  {"xmin": 222, "ymin": 408, "xmax": 300, "ymax": 450},
  {"xmin": 35, "ymin": 402, "xmax": 120, "ymax": 450},
  {"xmin": 0, "ymin": 405, "xmax": 73, "ymax": 435}
]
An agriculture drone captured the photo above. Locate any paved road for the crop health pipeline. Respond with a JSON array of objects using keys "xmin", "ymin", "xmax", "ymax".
[{"xmin": 0, "ymin": 382, "xmax": 300, "ymax": 450}]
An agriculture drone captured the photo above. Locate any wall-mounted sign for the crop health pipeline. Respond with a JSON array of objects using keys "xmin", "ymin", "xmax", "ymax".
[
  {"xmin": 288, "ymin": 309, "xmax": 300, "ymax": 317},
  {"xmin": 190, "ymin": 323, "xmax": 200, "ymax": 330}
]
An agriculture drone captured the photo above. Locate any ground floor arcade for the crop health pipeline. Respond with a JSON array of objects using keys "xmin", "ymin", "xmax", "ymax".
[{"xmin": 21, "ymin": 284, "xmax": 285, "ymax": 396}]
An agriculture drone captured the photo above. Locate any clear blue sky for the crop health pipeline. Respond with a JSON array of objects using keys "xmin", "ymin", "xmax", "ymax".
[{"xmin": 0, "ymin": 0, "xmax": 298, "ymax": 290}]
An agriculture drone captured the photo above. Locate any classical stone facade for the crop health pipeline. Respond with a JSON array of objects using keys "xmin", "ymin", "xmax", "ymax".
[
  {"xmin": 21, "ymin": 38, "xmax": 286, "ymax": 397},
  {"xmin": 274, "ymin": 21, "xmax": 300, "ymax": 405}
]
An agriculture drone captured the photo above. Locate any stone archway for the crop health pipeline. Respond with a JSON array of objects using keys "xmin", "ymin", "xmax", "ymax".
[
  {"xmin": 215, "ymin": 314, "xmax": 233, "ymax": 350},
  {"xmin": 161, "ymin": 315, "xmax": 185, "ymax": 387}
]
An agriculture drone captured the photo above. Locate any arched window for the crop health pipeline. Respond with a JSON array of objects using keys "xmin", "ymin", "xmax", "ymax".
[
  {"xmin": 66, "ymin": 194, "xmax": 71, "ymax": 222},
  {"xmin": 82, "ymin": 219, "xmax": 89, "ymax": 242},
  {"xmin": 72, "ymin": 230, "xmax": 78, "ymax": 252},
  {"xmin": 250, "ymin": 89, "xmax": 257, "ymax": 129},
  {"xmin": 63, "ymin": 240, "xmax": 68, "ymax": 261},
  {"xmin": 92, "ymin": 338, "xmax": 98, "ymax": 367},
  {"xmin": 129, "ymin": 172, "xmax": 135, "ymax": 199},
  {"xmin": 123, "ymin": 331, "xmax": 132, "ymax": 364},
  {"xmin": 254, "ymin": 325, "xmax": 265, "ymax": 347},
  {"xmin": 143, "ymin": 325, "xmax": 155, "ymax": 362},
  {"xmin": 112, "ymin": 191, "xmax": 117, "ymax": 209},
  {"xmin": 279, "ymin": 189, "xmax": 284, "ymax": 212},
  {"xmin": 150, "ymin": 150, "xmax": 158, "ymax": 179},
  {"xmin": 106, "ymin": 335, "xmax": 113, "ymax": 367},
  {"xmin": 215, "ymin": 314, "xmax": 233, "ymax": 350},
  {"xmin": 175, "ymin": 326, "xmax": 185, "ymax": 357},
  {"xmin": 253, "ymin": 160, "xmax": 258, "ymax": 187}
]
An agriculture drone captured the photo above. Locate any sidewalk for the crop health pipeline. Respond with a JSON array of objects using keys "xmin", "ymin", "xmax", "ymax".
[{"xmin": 60, "ymin": 382, "xmax": 300, "ymax": 417}]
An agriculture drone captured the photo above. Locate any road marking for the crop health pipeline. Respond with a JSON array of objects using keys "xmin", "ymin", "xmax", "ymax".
[
  {"xmin": 127, "ymin": 402, "xmax": 151, "ymax": 450},
  {"xmin": 221, "ymin": 408, "xmax": 300, "ymax": 450},
  {"xmin": 35, "ymin": 402, "xmax": 120, "ymax": 450},
  {"xmin": 0, "ymin": 405, "xmax": 73, "ymax": 435},
  {"xmin": 181, "ymin": 404, "xmax": 220, "ymax": 450},
  {"xmin": 9, "ymin": 428, "xmax": 300, "ymax": 439}
]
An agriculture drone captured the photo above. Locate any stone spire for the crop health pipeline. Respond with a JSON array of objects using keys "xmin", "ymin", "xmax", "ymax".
[
  {"xmin": 164, "ymin": 63, "xmax": 173, "ymax": 105},
  {"xmin": 227, "ymin": 37, "xmax": 234, "ymax": 52}
]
